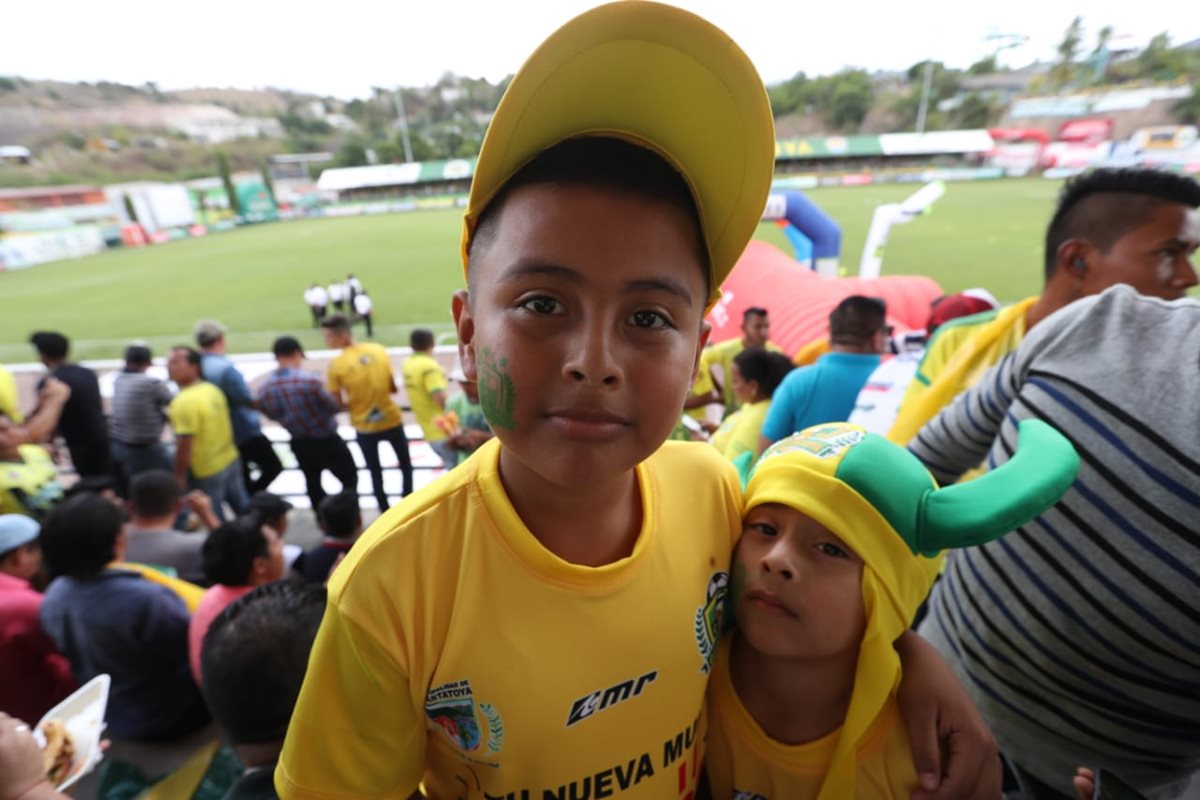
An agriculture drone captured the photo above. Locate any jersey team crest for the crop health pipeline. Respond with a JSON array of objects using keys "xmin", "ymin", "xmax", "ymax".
[
  {"xmin": 425, "ymin": 679, "xmax": 504, "ymax": 756},
  {"xmin": 694, "ymin": 571, "xmax": 729, "ymax": 673}
]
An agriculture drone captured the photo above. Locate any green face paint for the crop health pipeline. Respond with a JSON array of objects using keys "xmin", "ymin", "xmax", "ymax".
[{"xmin": 477, "ymin": 348, "xmax": 516, "ymax": 431}]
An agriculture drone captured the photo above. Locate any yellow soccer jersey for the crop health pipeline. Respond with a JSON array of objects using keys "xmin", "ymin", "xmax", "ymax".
[
  {"xmin": 888, "ymin": 297, "xmax": 1037, "ymax": 445},
  {"xmin": 710, "ymin": 400, "xmax": 769, "ymax": 463},
  {"xmin": 328, "ymin": 343, "xmax": 404, "ymax": 433},
  {"xmin": 276, "ymin": 438, "xmax": 741, "ymax": 800},
  {"xmin": 403, "ymin": 352, "xmax": 449, "ymax": 442},
  {"xmin": 0, "ymin": 445, "xmax": 61, "ymax": 517},
  {"xmin": 705, "ymin": 641, "xmax": 918, "ymax": 800},
  {"xmin": 167, "ymin": 382, "xmax": 238, "ymax": 479},
  {"xmin": 0, "ymin": 364, "xmax": 21, "ymax": 423}
]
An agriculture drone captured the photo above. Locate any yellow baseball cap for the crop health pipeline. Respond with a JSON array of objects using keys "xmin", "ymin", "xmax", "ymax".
[{"xmin": 461, "ymin": 1, "xmax": 776, "ymax": 307}]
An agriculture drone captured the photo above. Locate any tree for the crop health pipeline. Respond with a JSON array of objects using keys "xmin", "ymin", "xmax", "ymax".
[
  {"xmin": 1049, "ymin": 16, "xmax": 1084, "ymax": 89},
  {"xmin": 967, "ymin": 55, "xmax": 998, "ymax": 76},
  {"xmin": 1175, "ymin": 85, "xmax": 1200, "ymax": 125},
  {"xmin": 217, "ymin": 149, "xmax": 240, "ymax": 216},
  {"xmin": 333, "ymin": 139, "xmax": 369, "ymax": 168}
]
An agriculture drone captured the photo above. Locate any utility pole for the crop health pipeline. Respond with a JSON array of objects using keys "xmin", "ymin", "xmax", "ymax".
[
  {"xmin": 915, "ymin": 60, "xmax": 935, "ymax": 134},
  {"xmin": 392, "ymin": 87, "xmax": 414, "ymax": 163}
]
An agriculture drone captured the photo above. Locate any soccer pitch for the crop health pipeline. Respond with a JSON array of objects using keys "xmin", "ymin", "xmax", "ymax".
[{"xmin": 0, "ymin": 178, "xmax": 1060, "ymax": 362}]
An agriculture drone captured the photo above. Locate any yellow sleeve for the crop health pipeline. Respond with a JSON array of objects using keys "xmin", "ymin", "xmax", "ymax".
[
  {"xmin": 327, "ymin": 360, "xmax": 345, "ymax": 397},
  {"xmin": 276, "ymin": 601, "xmax": 425, "ymax": 799},
  {"xmin": 168, "ymin": 394, "xmax": 199, "ymax": 436},
  {"xmin": 0, "ymin": 367, "xmax": 21, "ymax": 423},
  {"xmin": 423, "ymin": 364, "xmax": 447, "ymax": 395}
]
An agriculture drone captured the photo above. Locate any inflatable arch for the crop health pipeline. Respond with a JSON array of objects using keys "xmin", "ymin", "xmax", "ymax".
[
  {"xmin": 762, "ymin": 191, "xmax": 842, "ymax": 275},
  {"xmin": 706, "ymin": 241, "xmax": 943, "ymax": 356}
]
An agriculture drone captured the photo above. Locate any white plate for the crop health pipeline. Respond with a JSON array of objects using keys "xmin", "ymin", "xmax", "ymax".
[{"xmin": 36, "ymin": 673, "xmax": 110, "ymax": 791}]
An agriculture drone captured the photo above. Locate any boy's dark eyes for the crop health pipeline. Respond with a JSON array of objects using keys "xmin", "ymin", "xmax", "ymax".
[
  {"xmin": 630, "ymin": 310, "xmax": 671, "ymax": 330},
  {"xmin": 748, "ymin": 522, "xmax": 777, "ymax": 537},
  {"xmin": 520, "ymin": 296, "xmax": 564, "ymax": 315},
  {"xmin": 816, "ymin": 542, "xmax": 850, "ymax": 559}
]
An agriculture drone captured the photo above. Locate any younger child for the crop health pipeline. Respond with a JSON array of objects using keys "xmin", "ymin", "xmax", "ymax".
[
  {"xmin": 403, "ymin": 328, "xmax": 451, "ymax": 467},
  {"xmin": 705, "ymin": 420, "xmax": 1078, "ymax": 799},
  {"xmin": 709, "ymin": 347, "xmax": 793, "ymax": 465}
]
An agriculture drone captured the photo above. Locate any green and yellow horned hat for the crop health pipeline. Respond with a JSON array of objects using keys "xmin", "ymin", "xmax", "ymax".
[{"xmin": 743, "ymin": 419, "xmax": 1079, "ymax": 800}]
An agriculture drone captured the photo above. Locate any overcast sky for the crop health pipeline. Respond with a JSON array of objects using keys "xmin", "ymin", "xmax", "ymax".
[{"xmin": 5, "ymin": 1, "xmax": 1197, "ymax": 98}]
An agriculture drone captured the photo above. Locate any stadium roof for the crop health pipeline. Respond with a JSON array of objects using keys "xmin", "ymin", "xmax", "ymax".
[{"xmin": 317, "ymin": 158, "xmax": 475, "ymax": 192}]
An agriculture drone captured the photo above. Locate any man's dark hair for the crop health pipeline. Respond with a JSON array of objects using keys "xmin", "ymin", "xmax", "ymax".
[
  {"xmin": 172, "ymin": 346, "xmax": 203, "ymax": 367},
  {"xmin": 732, "ymin": 348, "xmax": 793, "ymax": 400},
  {"xmin": 200, "ymin": 579, "xmax": 326, "ymax": 745},
  {"xmin": 467, "ymin": 136, "xmax": 710, "ymax": 300},
  {"xmin": 318, "ymin": 491, "xmax": 361, "ymax": 539},
  {"xmin": 320, "ymin": 314, "xmax": 352, "ymax": 334},
  {"xmin": 829, "ymin": 295, "xmax": 887, "ymax": 346},
  {"xmin": 40, "ymin": 493, "xmax": 123, "ymax": 579},
  {"xmin": 124, "ymin": 344, "xmax": 152, "ymax": 366},
  {"xmin": 29, "ymin": 332, "xmax": 69, "ymax": 361},
  {"xmin": 1043, "ymin": 168, "xmax": 1200, "ymax": 279},
  {"xmin": 742, "ymin": 307, "xmax": 768, "ymax": 323},
  {"xmin": 410, "ymin": 328, "xmax": 435, "ymax": 351},
  {"xmin": 272, "ymin": 336, "xmax": 303, "ymax": 358},
  {"xmin": 248, "ymin": 492, "xmax": 292, "ymax": 529},
  {"xmin": 203, "ymin": 517, "xmax": 268, "ymax": 586},
  {"xmin": 130, "ymin": 470, "xmax": 181, "ymax": 518}
]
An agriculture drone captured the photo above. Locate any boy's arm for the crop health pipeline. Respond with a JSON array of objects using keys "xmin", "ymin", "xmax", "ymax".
[
  {"xmin": 276, "ymin": 599, "xmax": 424, "ymax": 799},
  {"xmin": 894, "ymin": 631, "xmax": 1001, "ymax": 800}
]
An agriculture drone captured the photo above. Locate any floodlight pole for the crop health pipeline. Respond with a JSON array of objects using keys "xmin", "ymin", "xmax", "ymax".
[
  {"xmin": 392, "ymin": 88, "xmax": 414, "ymax": 163},
  {"xmin": 915, "ymin": 60, "xmax": 934, "ymax": 134}
]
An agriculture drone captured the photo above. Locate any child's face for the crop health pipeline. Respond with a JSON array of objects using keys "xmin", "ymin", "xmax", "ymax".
[
  {"xmin": 733, "ymin": 503, "xmax": 866, "ymax": 661},
  {"xmin": 729, "ymin": 363, "xmax": 757, "ymax": 406},
  {"xmin": 455, "ymin": 182, "xmax": 709, "ymax": 489}
]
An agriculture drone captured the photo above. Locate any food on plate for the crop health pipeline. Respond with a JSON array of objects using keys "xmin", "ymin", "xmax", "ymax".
[{"xmin": 39, "ymin": 719, "xmax": 75, "ymax": 784}]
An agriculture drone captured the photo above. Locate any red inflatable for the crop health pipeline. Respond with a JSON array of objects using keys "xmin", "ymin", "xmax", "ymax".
[{"xmin": 706, "ymin": 241, "xmax": 943, "ymax": 356}]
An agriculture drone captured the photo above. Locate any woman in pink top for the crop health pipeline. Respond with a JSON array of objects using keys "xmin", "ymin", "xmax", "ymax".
[{"xmin": 188, "ymin": 517, "xmax": 285, "ymax": 682}]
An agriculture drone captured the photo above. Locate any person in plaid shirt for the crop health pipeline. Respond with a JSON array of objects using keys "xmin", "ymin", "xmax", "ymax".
[{"xmin": 257, "ymin": 336, "xmax": 358, "ymax": 512}]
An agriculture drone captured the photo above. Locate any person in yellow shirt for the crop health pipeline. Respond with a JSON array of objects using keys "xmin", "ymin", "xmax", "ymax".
[
  {"xmin": 402, "ymin": 328, "xmax": 452, "ymax": 467},
  {"xmin": 321, "ymin": 314, "xmax": 413, "ymax": 509},
  {"xmin": 167, "ymin": 346, "xmax": 246, "ymax": 519},
  {"xmin": 0, "ymin": 365, "xmax": 20, "ymax": 424},
  {"xmin": 276, "ymin": 6, "xmax": 1001, "ymax": 799},
  {"xmin": 0, "ymin": 413, "xmax": 63, "ymax": 519},
  {"xmin": 706, "ymin": 421, "xmax": 1078, "ymax": 800},
  {"xmin": 709, "ymin": 348, "xmax": 793, "ymax": 468},
  {"xmin": 889, "ymin": 167, "xmax": 1200, "ymax": 447},
  {"xmin": 686, "ymin": 306, "xmax": 784, "ymax": 419}
]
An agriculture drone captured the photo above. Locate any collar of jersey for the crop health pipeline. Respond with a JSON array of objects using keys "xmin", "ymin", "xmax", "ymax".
[{"xmin": 471, "ymin": 439, "xmax": 656, "ymax": 590}]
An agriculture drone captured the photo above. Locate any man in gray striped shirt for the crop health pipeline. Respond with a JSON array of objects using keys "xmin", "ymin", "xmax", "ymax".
[
  {"xmin": 910, "ymin": 286, "xmax": 1200, "ymax": 798},
  {"xmin": 110, "ymin": 344, "xmax": 173, "ymax": 493}
]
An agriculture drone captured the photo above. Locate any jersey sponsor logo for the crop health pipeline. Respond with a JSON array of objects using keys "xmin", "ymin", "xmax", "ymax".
[
  {"xmin": 425, "ymin": 679, "xmax": 505, "ymax": 756},
  {"xmin": 694, "ymin": 571, "xmax": 729, "ymax": 673},
  {"xmin": 565, "ymin": 670, "xmax": 658, "ymax": 727}
]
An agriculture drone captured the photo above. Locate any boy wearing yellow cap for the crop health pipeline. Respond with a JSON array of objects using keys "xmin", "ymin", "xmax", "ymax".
[
  {"xmin": 278, "ymin": 5, "xmax": 1000, "ymax": 799},
  {"xmin": 706, "ymin": 420, "xmax": 1078, "ymax": 799}
]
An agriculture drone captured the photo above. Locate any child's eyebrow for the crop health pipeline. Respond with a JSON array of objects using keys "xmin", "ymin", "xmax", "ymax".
[{"xmin": 502, "ymin": 261, "xmax": 694, "ymax": 304}]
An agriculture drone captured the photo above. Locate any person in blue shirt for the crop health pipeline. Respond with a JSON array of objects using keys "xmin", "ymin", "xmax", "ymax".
[
  {"xmin": 758, "ymin": 295, "xmax": 889, "ymax": 455},
  {"xmin": 194, "ymin": 321, "xmax": 283, "ymax": 502}
]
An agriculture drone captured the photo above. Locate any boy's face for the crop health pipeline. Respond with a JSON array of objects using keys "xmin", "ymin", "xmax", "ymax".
[
  {"xmin": 454, "ymin": 182, "xmax": 710, "ymax": 490},
  {"xmin": 733, "ymin": 503, "xmax": 865, "ymax": 661}
]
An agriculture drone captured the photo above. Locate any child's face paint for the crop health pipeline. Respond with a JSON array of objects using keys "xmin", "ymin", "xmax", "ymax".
[
  {"xmin": 733, "ymin": 503, "xmax": 866, "ymax": 661},
  {"xmin": 454, "ymin": 182, "xmax": 709, "ymax": 491}
]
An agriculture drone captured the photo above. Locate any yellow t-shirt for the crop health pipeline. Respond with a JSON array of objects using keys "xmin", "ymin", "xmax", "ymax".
[
  {"xmin": 276, "ymin": 438, "xmax": 741, "ymax": 799},
  {"xmin": 691, "ymin": 339, "xmax": 784, "ymax": 417},
  {"xmin": 403, "ymin": 352, "xmax": 449, "ymax": 442},
  {"xmin": 328, "ymin": 343, "xmax": 404, "ymax": 433},
  {"xmin": 792, "ymin": 337, "xmax": 830, "ymax": 367},
  {"xmin": 168, "ymin": 382, "xmax": 238, "ymax": 479},
  {"xmin": 705, "ymin": 640, "xmax": 918, "ymax": 800},
  {"xmin": 0, "ymin": 445, "xmax": 62, "ymax": 517},
  {"xmin": 0, "ymin": 365, "xmax": 21, "ymax": 423},
  {"xmin": 710, "ymin": 400, "xmax": 770, "ymax": 463},
  {"xmin": 888, "ymin": 297, "xmax": 1037, "ymax": 446}
]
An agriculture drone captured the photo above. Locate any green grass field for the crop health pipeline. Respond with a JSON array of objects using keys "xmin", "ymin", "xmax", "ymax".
[{"xmin": 0, "ymin": 178, "xmax": 1062, "ymax": 362}]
